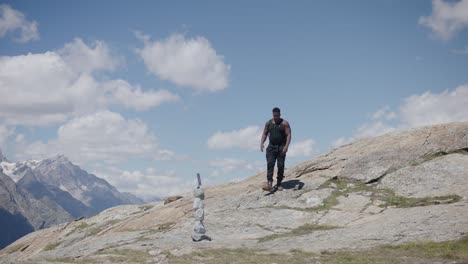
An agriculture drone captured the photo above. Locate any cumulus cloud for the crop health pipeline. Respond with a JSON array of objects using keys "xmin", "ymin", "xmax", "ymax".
[
  {"xmin": 0, "ymin": 124, "xmax": 14, "ymax": 148},
  {"xmin": 0, "ymin": 52, "xmax": 76, "ymax": 125},
  {"xmin": 332, "ymin": 119, "xmax": 396, "ymax": 148},
  {"xmin": 371, "ymin": 106, "xmax": 397, "ymax": 121},
  {"xmin": 137, "ymin": 33, "xmax": 230, "ymax": 92},
  {"xmin": 0, "ymin": 39, "xmax": 179, "ymax": 126},
  {"xmin": 207, "ymin": 126, "xmax": 262, "ymax": 150},
  {"xmin": 0, "ymin": 4, "xmax": 39, "ymax": 43},
  {"xmin": 207, "ymin": 125, "xmax": 318, "ymax": 158},
  {"xmin": 419, "ymin": 0, "xmax": 468, "ymax": 40},
  {"xmin": 103, "ymin": 80, "xmax": 180, "ymax": 111},
  {"xmin": 332, "ymin": 84, "xmax": 468, "ymax": 148},
  {"xmin": 15, "ymin": 111, "xmax": 174, "ymax": 164},
  {"xmin": 287, "ymin": 139, "xmax": 319, "ymax": 158},
  {"xmin": 95, "ymin": 167, "xmax": 193, "ymax": 200},
  {"xmin": 209, "ymin": 158, "xmax": 263, "ymax": 178},
  {"xmin": 399, "ymin": 84, "xmax": 468, "ymax": 127},
  {"xmin": 58, "ymin": 38, "xmax": 122, "ymax": 74}
]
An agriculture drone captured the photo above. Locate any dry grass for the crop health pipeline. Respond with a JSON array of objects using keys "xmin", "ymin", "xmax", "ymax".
[
  {"xmin": 167, "ymin": 236, "xmax": 468, "ymax": 264},
  {"xmin": 96, "ymin": 248, "xmax": 152, "ymax": 263},
  {"xmin": 43, "ymin": 242, "xmax": 61, "ymax": 251},
  {"xmin": 257, "ymin": 223, "xmax": 339, "ymax": 243}
]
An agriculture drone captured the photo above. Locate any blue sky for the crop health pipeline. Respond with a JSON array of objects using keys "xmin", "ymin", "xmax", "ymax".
[{"xmin": 1, "ymin": 0, "xmax": 468, "ymax": 199}]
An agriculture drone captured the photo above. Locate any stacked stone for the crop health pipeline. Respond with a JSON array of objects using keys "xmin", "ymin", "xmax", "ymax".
[{"xmin": 192, "ymin": 174, "xmax": 207, "ymax": 241}]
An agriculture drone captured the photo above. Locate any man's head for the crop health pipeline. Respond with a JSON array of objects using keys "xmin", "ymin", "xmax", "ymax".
[{"xmin": 272, "ymin": 107, "xmax": 281, "ymax": 122}]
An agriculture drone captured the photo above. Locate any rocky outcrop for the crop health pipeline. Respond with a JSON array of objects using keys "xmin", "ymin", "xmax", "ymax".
[{"xmin": 0, "ymin": 122, "xmax": 467, "ymax": 263}]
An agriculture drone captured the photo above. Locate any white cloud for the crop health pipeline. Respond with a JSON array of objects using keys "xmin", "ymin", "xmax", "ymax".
[
  {"xmin": 288, "ymin": 139, "xmax": 319, "ymax": 158},
  {"xmin": 419, "ymin": 0, "xmax": 468, "ymax": 40},
  {"xmin": 0, "ymin": 124, "xmax": 14, "ymax": 148},
  {"xmin": 0, "ymin": 39, "xmax": 179, "ymax": 126},
  {"xmin": 15, "ymin": 111, "xmax": 174, "ymax": 164},
  {"xmin": 95, "ymin": 166, "xmax": 193, "ymax": 199},
  {"xmin": 371, "ymin": 106, "xmax": 397, "ymax": 121},
  {"xmin": 332, "ymin": 84, "xmax": 468, "ymax": 148},
  {"xmin": 0, "ymin": 52, "xmax": 75, "ymax": 125},
  {"xmin": 209, "ymin": 158, "xmax": 263, "ymax": 178},
  {"xmin": 137, "ymin": 33, "xmax": 230, "ymax": 92},
  {"xmin": 332, "ymin": 137, "xmax": 351, "ymax": 149},
  {"xmin": 58, "ymin": 38, "xmax": 122, "ymax": 74},
  {"xmin": 207, "ymin": 126, "xmax": 318, "ymax": 158},
  {"xmin": 207, "ymin": 126, "xmax": 262, "ymax": 150},
  {"xmin": 0, "ymin": 4, "xmax": 39, "ymax": 43},
  {"xmin": 331, "ymin": 120, "xmax": 396, "ymax": 148},
  {"xmin": 399, "ymin": 84, "xmax": 468, "ymax": 127},
  {"xmin": 103, "ymin": 80, "xmax": 180, "ymax": 111}
]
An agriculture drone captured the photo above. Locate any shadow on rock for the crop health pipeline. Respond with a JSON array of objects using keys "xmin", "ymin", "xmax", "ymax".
[
  {"xmin": 282, "ymin": 179, "xmax": 304, "ymax": 190},
  {"xmin": 192, "ymin": 235, "xmax": 212, "ymax": 242}
]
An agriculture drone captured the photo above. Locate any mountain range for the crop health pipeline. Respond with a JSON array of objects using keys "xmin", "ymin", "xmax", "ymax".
[{"xmin": 0, "ymin": 150, "xmax": 143, "ymax": 249}]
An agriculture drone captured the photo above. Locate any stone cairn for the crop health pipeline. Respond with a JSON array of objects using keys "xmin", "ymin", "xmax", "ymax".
[{"xmin": 192, "ymin": 173, "xmax": 210, "ymax": 242}]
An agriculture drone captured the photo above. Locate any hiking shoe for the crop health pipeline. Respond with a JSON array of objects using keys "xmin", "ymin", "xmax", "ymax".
[{"xmin": 262, "ymin": 181, "xmax": 273, "ymax": 192}]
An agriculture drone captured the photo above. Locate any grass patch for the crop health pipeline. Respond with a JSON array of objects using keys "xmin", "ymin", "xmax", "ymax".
[
  {"xmin": 143, "ymin": 222, "xmax": 174, "ymax": 234},
  {"xmin": 410, "ymin": 152, "xmax": 447, "ymax": 166},
  {"xmin": 75, "ymin": 222, "xmax": 90, "ymax": 229},
  {"xmin": 43, "ymin": 242, "xmax": 61, "ymax": 251},
  {"xmin": 133, "ymin": 236, "xmax": 152, "ymax": 242},
  {"xmin": 382, "ymin": 236, "xmax": 468, "ymax": 260},
  {"xmin": 318, "ymin": 177, "xmax": 351, "ymax": 190},
  {"xmin": 117, "ymin": 222, "xmax": 174, "ymax": 234},
  {"xmin": 411, "ymin": 149, "xmax": 468, "ymax": 166},
  {"xmin": 74, "ymin": 219, "xmax": 121, "ymax": 236},
  {"xmin": 86, "ymin": 226, "xmax": 104, "ymax": 236},
  {"xmin": 270, "ymin": 178, "xmax": 461, "ymax": 213},
  {"xmin": 308, "ymin": 177, "xmax": 376, "ymax": 211},
  {"xmin": 167, "ymin": 236, "xmax": 468, "ymax": 264},
  {"xmin": 257, "ymin": 223, "xmax": 339, "ymax": 243},
  {"xmin": 138, "ymin": 205, "xmax": 154, "ymax": 211},
  {"xmin": 382, "ymin": 194, "xmax": 462, "ymax": 208},
  {"xmin": 166, "ymin": 248, "xmax": 318, "ymax": 264},
  {"xmin": 265, "ymin": 204, "xmax": 318, "ymax": 212},
  {"xmin": 65, "ymin": 222, "xmax": 91, "ymax": 237},
  {"xmin": 45, "ymin": 257, "xmax": 95, "ymax": 263},
  {"xmin": 96, "ymin": 248, "xmax": 152, "ymax": 263},
  {"xmin": 315, "ymin": 177, "xmax": 462, "ymax": 210}
]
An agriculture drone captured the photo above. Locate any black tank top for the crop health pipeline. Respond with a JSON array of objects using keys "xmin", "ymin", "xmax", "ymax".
[{"xmin": 268, "ymin": 119, "xmax": 286, "ymax": 145}]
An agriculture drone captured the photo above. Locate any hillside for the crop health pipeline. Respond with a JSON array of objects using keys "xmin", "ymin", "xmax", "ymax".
[{"xmin": 1, "ymin": 122, "xmax": 467, "ymax": 264}]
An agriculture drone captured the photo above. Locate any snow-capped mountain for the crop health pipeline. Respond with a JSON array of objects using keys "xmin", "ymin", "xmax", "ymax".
[
  {"xmin": 0, "ymin": 148, "xmax": 143, "ymax": 249},
  {"xmin": 0, "ymin": 159, "xmax": 41, "ymax": 183}
]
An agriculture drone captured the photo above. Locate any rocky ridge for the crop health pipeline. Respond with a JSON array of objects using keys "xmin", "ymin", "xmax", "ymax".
[{"xmin": 0, "ymin": 122, "xmax": 467, "ymax": 263}]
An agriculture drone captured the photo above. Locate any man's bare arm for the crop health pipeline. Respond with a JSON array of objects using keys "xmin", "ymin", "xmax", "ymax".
[
  {"xmin": 260, "ymin": 121, "xmax": 269, "ymax": 152},
  {"xmin": 283, "ymin": 121, "xmax": 292, "ymax": 153}
]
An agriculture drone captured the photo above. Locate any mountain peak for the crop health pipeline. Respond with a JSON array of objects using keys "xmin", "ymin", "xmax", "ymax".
[
  {"xmin": 53, "ymin": 154, "xmax": 69, "ymax": 162},
  {"xmin": 41, "ymin": 154, "xmax": 70, "ymax": 165}
]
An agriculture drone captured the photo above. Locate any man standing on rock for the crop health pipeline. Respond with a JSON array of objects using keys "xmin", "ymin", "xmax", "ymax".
[{"xmin": 260, "ymin": 107, "xmax": 291, "ymax": 192}]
